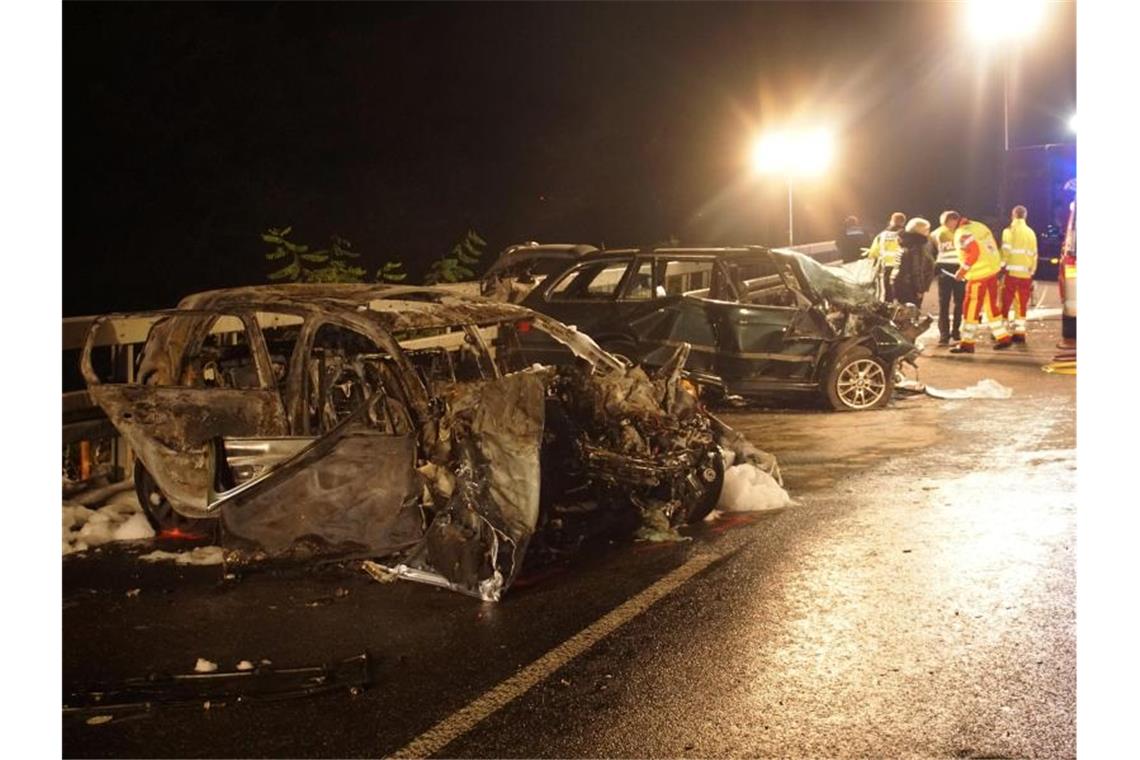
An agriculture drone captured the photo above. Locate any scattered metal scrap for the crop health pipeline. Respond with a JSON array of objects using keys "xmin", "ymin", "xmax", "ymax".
[{"xmin": 64, "ymin": 653, "xmax": 370, "ymax": 718}]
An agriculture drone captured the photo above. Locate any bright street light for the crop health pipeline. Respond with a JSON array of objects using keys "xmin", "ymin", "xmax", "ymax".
[
  {"xmin": 966, "ymin": 0, "xmax": 1047, "ymax": 39},
  {"xmin": 750, "ymin": 128, "xmax": 834, "ymax": 178},
  {"xmin": 964, "ymin": 0, "xmax": 1051, "ymax": 151},
  {"xmin": 750, "ymin": 128, "xmax": 835, "ymax": 246}
]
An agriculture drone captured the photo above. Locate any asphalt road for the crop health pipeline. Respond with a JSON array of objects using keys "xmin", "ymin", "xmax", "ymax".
[{"xmin": 62, "ymin": 311, "xmax": 1075, "ymax": 759}]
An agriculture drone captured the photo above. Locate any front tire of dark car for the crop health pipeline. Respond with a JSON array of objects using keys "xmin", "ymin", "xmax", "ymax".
[
  {"xmin": 134, "ymin": 460, "xmax": 218, "ymax": 538},
  {"xmin": 824, "ymin": 346, "xmax": 894, "ymax": 411}
]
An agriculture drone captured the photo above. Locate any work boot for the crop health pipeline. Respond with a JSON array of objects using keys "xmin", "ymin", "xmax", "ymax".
[
  {"xmin": 1012, "ymin": 334, "xmax": 1026, "ymax": 344},
  {"xmin": 994, "ymin": 337, "xmax": 1013, "ymax": 350},
  {"xmin": 949, "ymin": 343, "xmax": 975, "ymax": 354}
]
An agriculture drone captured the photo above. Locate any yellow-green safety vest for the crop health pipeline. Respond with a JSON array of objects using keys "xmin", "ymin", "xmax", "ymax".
[
  {"xmin": 931, "ymin": 225, "xmax": 959, "ymax": 266},
  {"xmin": 1001, "ymin": 219, "xmax": 1037, "ymax": 279},
  {"xmin": 866, "ymin": 229, "xmax": 902, "ymax": 268},
  {"xmin": 954, "ymin": 221, "xmax": 1002, "ymax": 281}
]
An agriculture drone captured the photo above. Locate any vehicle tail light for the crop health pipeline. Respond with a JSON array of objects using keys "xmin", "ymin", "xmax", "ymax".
[{"xmin": 515, "ymin": 320, "xmax": 532, "ymax": 333}]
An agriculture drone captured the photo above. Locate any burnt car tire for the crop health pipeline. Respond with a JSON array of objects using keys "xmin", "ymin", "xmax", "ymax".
[
  {"xmin": 675, "ymin": 447, "xmax": 725, "ymax": 526},
  {"xmin": 824, "ymin": 346, "xmax": 894, "ymax": 412},
  {"xmin": 134, "ymin": 460, "xmax": 219, "ymax": 538}
]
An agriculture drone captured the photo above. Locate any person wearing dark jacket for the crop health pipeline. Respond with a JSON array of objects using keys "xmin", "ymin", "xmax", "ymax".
[
  {"xmin": 836, "ymin": 216, "xmax": 871, "ymax": 263},
  {"xmin": 891, "ymin": 217, "xmax": 935, "ymax": 306}
]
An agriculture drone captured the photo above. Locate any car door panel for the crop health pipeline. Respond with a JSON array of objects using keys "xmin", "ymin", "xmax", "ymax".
[{"xmin": 82, "ymin": 311, "xmax": 290, "ymax": 515}]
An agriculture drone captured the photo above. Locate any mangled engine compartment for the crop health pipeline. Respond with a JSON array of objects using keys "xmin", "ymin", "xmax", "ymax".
[{"xmin": 366, "ymin": 353, "xmax": 725, "ymax": 601}]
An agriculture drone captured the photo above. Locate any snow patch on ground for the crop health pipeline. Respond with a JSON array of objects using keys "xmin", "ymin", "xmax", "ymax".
[
  {"xmin": 716, "ymin": 463, "xmax": 794, "ymax": 512},
  {"xmin": 925, "ymin": 378, "xmax": 1014, "ymax": 400},
  {"xmin": 194, "ymin": 658, "xmax": 218, "ymax": 673},
  {"xmin": 138, "ymin": 546, "xmax": 225, "ymax": 566},
  {"xmin": 63, "ymin": 492, "xmax": 155, "ymax": 555}
]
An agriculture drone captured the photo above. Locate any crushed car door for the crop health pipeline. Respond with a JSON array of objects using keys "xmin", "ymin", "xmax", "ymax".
[
  {"xmin": 710, "ymin": 255, "xmax": 832, "ymax": 389},
  {"xmin": 82, "ymin": 310, "xmax": 290, "ymax": 516},
  {"xmin": 219, "ymin": 319, "xmax": 424, "ymax": 562}
]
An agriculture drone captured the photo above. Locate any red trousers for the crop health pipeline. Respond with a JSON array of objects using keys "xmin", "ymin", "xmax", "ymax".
[
  {"xmin": 1002, "ymin": 276, "xmax": 1032, "ymax": 320},
  {"xmin": 960, "ymin": 274, "xmax": 1008, "ymax": 344}
]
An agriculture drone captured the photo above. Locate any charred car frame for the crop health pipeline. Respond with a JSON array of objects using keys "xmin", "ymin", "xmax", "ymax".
[{"xmin": 81, "ymin": 285, "xmax": 753, "ymax": 600}]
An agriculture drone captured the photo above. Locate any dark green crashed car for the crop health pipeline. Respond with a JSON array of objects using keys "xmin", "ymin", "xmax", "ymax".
[{"xmin": 516, "ymin": 246, "xmax": 929, "ymax": 411}]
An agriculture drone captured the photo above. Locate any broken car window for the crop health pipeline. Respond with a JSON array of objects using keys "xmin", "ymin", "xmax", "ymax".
[
  {"xmin": 256, "ymin": 311, "xmax": 304, "ymax": 392},
  {"xmin": 775, "ymin": 251, "xmax": 880, "ymax": 310},
  {"xmin": 624, "ymin": 260, "xmax": 657, "ymax": 300},
  {"xmin": 398, "ymin": 326, "xmax": 494, "ymax": 389},
  {"xmin": 307, "ymin": 323, "xmax": 412, "ymax": 436},
  {"xmin": 547, "ymin": 260, "xmax": 632, "ymax": 301},
  {"xmin": 663, "ymin": 260, "xmax": 717, "ymax": 298},
  {"xmin": 130, "ymin": 313, "xmax": 264, "ymax": 389}
]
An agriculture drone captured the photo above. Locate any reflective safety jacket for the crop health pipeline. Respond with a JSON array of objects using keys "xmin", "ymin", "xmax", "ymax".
[
  {"xmin": 954, "ymin": 220, "xmax": 1002, "ymax": 281},
  {"xmin": 1001, "ymin": 219, "xmax": 1038, "ymax": 279},
  {"xmin": 931, "ymin": 225, "xmax": 959, "ymax": 267},
  {"xmin": 866, "ymin": 227, "xmax": 902, "ymax": 267}
]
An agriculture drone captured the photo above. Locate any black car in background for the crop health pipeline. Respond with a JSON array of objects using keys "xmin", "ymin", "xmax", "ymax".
[{"xmin": 514, "ymin": 246, "xmax": 927, "ymax": 411}]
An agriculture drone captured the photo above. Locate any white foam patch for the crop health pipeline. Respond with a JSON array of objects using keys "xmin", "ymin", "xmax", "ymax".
[
  {"xmin": 138, "ymin": 546, "xmax": 225, "ymax": 566},
  {"xmin": 716, "ymin": 464, "xmax": 794, "ymax": 512},
  {"xmin": 63, "ymin": 493, "xmax": 156, "ymax": 555},
  {"xmin": 925, "ymin": 378, "xmax": 1014, "ymax": 400}
]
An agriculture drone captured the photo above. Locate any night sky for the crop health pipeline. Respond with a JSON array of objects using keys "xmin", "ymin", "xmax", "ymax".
[{"xmin": 63, "ymin": 1, "xmax": 1075, "ymax": 316}]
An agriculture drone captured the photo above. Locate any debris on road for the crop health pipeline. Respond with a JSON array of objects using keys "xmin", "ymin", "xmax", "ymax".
[
  {"xmin": 924, "ymin": 378, "xmax": 1013, "ymax": 400},
  {"xmin": 63, "ymin": 491, "xmax": 155, "ymax": 555},
  {"xmin": 194, "ymin": 658, "xmax": 218, "ymax": 673},
  {"xmin": 138, "ymin": 546, "xmax": 224, "ymax": 566},
  {"xmin": 64, "ymin": 654, "xmax": 370, "ymax": 717},
  {"xmin": 716, "ymin": 464, "xmax": 793, "ymax": 512}
]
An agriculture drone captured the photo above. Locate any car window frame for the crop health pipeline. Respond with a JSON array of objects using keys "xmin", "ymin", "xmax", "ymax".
[{"xmin": 543, "ymin": 256, "xmax": 635, "ymax": 302}]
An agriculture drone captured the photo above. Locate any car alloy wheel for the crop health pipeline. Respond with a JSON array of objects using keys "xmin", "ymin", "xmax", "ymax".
[{"xmin": 835, "ymin": 358, "xmax": 888, "ymax": 410}]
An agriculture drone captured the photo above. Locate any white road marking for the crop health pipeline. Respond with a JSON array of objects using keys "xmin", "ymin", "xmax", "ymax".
[{"xmin": 389, "ymin": 551, "xmax": 722, "ymax": 758}]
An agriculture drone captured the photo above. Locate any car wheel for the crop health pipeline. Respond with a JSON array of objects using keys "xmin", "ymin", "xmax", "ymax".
[
  {"xmin": 134, "ymin": 459, "xmax": 218, "ymax": 538},
  {"xmin": 824, "ymin": 346, "xmax": 893, "ymax": 411},
  {"xmin": 673, "ymin": 446, "xmax": 725, "ymax": 526}
]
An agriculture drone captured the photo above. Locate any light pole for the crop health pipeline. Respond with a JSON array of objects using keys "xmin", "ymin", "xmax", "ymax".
[
  {"xmin": 750, "ymin": 128, "xmax": 834, "ymax": 247},
  {"xmin": 966, "ymin": 0, "xmax": 1048, "ymax": 152}
]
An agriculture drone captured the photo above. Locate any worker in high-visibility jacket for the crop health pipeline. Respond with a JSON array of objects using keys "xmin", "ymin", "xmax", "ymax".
[
  {"xmin": 864, "ymin": 211, "xmax": 906, "ymax": 302},
  {"xmin": 945, "ymin": 211, "xmax": 1011, "ymax": 353},
  {"xmin": 1000, "ymin": 205, "xmax": 1038, "ymax": 343},
  {"xmin": 930, "ymin": 210, "xmax": 966, "ymax": 345}
]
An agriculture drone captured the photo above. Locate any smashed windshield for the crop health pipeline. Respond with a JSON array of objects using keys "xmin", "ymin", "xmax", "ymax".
[{"xmin": 773, "ymin": 250, "xmax": 880, "ymax": 310}]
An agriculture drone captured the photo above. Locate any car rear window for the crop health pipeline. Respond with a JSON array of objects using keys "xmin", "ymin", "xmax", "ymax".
[{"xmin": 547, "ymin": 260, "xmax": 631, "ymax": 300}]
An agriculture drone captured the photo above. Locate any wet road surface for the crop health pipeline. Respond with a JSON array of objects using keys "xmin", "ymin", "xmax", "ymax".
[{"xmin": 63, "ymin": 313, "xmax": 1075, "ymax": 758}]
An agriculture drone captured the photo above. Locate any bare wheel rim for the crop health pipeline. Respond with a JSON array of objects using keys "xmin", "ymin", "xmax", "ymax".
[{"xmin": 836, "ymin": 358, "xmax": 887, "ymax": 409}]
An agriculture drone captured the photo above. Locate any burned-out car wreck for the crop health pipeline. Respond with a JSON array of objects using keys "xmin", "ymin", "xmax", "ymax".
[
  {"xmin": 82, "ymin": 285, "xmax": 770, "ymax": 601},
  {"xmin": 514, "ymin": 247, "xmax": 931, "ymax": 410}
]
